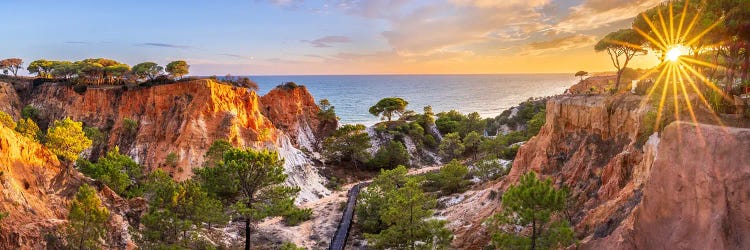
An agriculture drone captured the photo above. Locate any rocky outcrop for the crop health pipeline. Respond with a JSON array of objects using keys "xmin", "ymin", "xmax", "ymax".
[
  {"xmin": 449, "ymin": 91, "xmax": 750, "ymax": 249},
  {"xmin": 587, "ymin": 122, "xmax": 750, "ymax": 249},
  {"xmin": 0, "ymin": 82, "xmax": 22, "ymax": 118},
  {"xmin": 29, "ymin": 80, "xmax": 278, "ymax": 180},
  {"xmin": 260, "ymin": 85, "xmax": 337, "ymax": 151},
  {"xmin": 0, "ymin": 123, "xmax": 145, "ymax": 249},
  {"xmin": 24, "ymin": 80, "xmax": 332, "ymax": 203}
]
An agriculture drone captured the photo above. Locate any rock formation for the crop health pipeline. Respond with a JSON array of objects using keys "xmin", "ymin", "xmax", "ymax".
[
  {"xmin": 448, "ymin": 92, "xmax": 750, "ymax": 249},
  {"xmin": 22, "ymin": 80, "xmax": 333, "ymax": 202},
  {"xmin": 0, "ymin": 122, "xmax": 146, "ymax": 249}
]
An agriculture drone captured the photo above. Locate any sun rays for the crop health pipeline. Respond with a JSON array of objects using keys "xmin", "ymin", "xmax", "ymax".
[{"xmin": 629, "ymin": 0, "xmax": 730, "ymax": 138}]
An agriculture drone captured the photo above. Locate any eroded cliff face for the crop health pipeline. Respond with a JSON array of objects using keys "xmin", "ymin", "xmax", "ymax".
[
  {"xmin": 0, "ymin": 123, "xmax": 145, "ymax": 249},
  {"xmin": 588, "ymin": 122, "xmax": 750, "ymax": 250},
  {"xmin": 26, "ymin": 80, "xmax": 331, "ymax": 202},
  {"xmin": 29, "ymin": 80, "xmax": 276, "ymax": 180},
  {"xmin": 260, "ymin": 86, "xmax": 337, "ymax": 152},
  {"xmin": 0, "ymin": 82, "xmax": 21, "ymax": 118},
  {"xmin": 449, "ymin": 94, "xmax": 650, "ymax": 248},
  {"xmin": 450, "ymin": 93, "xmax": 750, "ymax": 249}
]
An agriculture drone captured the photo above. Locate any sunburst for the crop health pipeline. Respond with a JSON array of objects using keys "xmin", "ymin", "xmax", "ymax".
[{"xmin": 629, "ymin": 0, "xmax": 730, "ymax": 139}]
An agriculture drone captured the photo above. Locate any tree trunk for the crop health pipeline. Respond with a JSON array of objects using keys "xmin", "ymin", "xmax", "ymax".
[
  {"xmin": 615, "ymin": 70, "xmax": 623, "ymax": 92},
  {"xmin": 531, "ymin": 219, "xmax": 537, "ymax": 250},
  {"xmin": 245, "ymin": 218, "xmax": 251, "ymax": 250}
]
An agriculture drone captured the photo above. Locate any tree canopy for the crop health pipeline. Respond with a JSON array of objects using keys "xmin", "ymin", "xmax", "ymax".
[
  {"xmin": 0, "ymin": 58, "xmax": 23, "ymax": 76},
  {"xmin": 574, "ymin": 71, "xmax": 589, "ymax": 81},
  {"xmin": 359, "ymin": 166, "xmax": 453, "ymax": 249},
  {"xmin": 322, "ymin": 124, "xmax": 371, "ymax": 167},
  {"xmin": 595, "ymin": 29, "xmax": 647, "ymax": 91},
  {"xmin": 66, "ymin": 184, "xmax": 110, "ymax": 250},
  {"xmin": 131, "ymin": 62, "xmax": 164, "ymax": 81},
  {"xmin": 195, "ymin": 148, "xmax": 301, "ymax": 250},
  {"xmin": 369, "ymin": 97, "xmax": 409, "ymax": 122},
  {"xmin": 45, "ymin": 117, "xmax": 92, "ymax": 164},
  {"xmin": 166, "ymin": 60, "xmax": 190, "ymax": 79},
  {"xmin": 489, "ymin": 172, "xmax": 574, "ymax": 250}
]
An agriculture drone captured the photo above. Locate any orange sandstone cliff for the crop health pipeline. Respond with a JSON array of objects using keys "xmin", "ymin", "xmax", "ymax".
[
  {"xmin": 24, "ymin": 79, "xmax": 334, "ymax": 202},
  {"xmin": 0, "ymin": 122, "xmax": 145, "ymax": 249},
  {"xmin": 447, "ymin": 92, "xmax": 750, "ymax": 249}
]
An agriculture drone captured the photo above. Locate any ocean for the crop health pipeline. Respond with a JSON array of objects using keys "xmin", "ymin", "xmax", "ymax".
[{"xmin": 252, "ymin": 74, "xmax": 577, "ymax": 126}]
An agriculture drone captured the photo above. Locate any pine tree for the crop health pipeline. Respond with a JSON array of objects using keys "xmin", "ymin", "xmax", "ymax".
[
  {"xmin": 196, "ymin": 148, "xmax": 300, "ymax": 250},
  {"xmin": 365, "ymin": 178, "xmax": 452, "ymax": 249},
  {"xmin": 438, "ymin": 132, "xmax": 464, "ymax": 161},
  {"xmin": 488, "ymin": 172, "xmax": 574, "ymax": 250},
  {"xmin": 139, "ymin": 170, "xmax": 227, "ymax": 248},
  {"xmin": 66, "ymin": 184, "xmax": 110, "ymax": 250},
  {"xmin": 437, "ymin": 160, "xmax": 469, "ymax": 194},
  {"xmin": 77, "ymin": 147, "xmax": 144, "ymax": 198}
]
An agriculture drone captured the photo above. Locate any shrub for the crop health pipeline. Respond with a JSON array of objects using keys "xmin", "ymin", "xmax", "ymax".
[
  {"xmin": 474, "ymin": 157, "xmax": 508, "ymax": 181},
  {"xmin": 437, "ymin": 160, "xmax": 469, "ymax": 194},
  {"xmin": 280, "ymin": 242, "xmax": 306, "ymax": 250},
  {"xmin": 368, "ymin": 141, "xmax": 410, "ymax": 169},
  {"xmin": 438, "ymin": 132, "xmax": 464, "ymax": 161},
  {"xmin": 122, "ymin": 118, "xmax": 138, "ymax": 134},
  {"xmin": 526, "ymin": 110, "xmax": 546, "ymax": 137},
  {"xmin": 278, "ymin": 82, "xmax": 301, "ymax": 90},
  {"xmin": 21, "ymin": 105, "xmax": 40, "ymax": 121},
  {"xmin": 16, "ymin": 118, "xmax": 41, "ymax": 141},
  {"xmin": 0, "ymin": 111, "xmax": 16, "ymax": 129},
  {"xmin": 282, "ymin": 207, "xmax": 313, "ymax": 226},
  {"xmin": 165, "ymin": 152, "xmax": 179, "ymax": 167}
]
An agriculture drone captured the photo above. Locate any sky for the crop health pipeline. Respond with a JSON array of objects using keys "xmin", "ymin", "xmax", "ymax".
[{"xmin": 0, "ymin": 0, "xmax": 666, "ymax": 75}]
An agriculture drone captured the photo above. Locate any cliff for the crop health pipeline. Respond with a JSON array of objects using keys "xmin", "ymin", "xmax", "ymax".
[
  {"xmin": 0, "ymin": 82, "xmax": 21, "ymax": 118},
  {"xmin": 0, "ymin": 123, "xmax": 145, "ymax": 249},
  {"xmin": 447, "ymin": 93, "xmax": 750, "ymax": 249},
  {"xmin": 25, "ymin": 80, "xmax": 331, "ymax": 202},
  {"xmin": 587, "ymin": 122, "xmax": 750, "ymax": 249},
  {"xmin": 260, "ymin": 85, "xmax": 337, "ymax": 151}
]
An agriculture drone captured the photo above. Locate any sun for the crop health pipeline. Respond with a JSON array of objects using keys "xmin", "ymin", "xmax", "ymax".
[
  {"xmin": 665, "ymin": 45, "xmax": 687, "ymax": 62},
  {"xmin": 630, "ymin": 0, "xmax": 732, "ymax": 141}
]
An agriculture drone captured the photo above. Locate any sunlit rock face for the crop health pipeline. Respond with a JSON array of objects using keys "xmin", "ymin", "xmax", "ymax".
[
  {"xmin": 27, "ymin": 80, "xmax": 332, "ymax": 202},
  {"xmin": 0, "ymin": 123, "xmax": 145, "ymax": 249},
  {"xmin": 260, "ymin": 85, "xmax": 337, "ymax": 152},
  {"xmin": 448, "ymin": 94, "xmax": 650, "ymax": 248},
  {"xmin": 450, "ymin": 90, "xmax": 750, "ymax": 249},
  {"xmin": 0, "ymin": 82, "xmax": 22, "ymax": 118},
  {"xmin": 587, "ymin": 122, "xmax": 750, "ymax": 250}
]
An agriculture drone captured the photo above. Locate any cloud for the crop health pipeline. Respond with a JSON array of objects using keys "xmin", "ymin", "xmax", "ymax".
[
  {"xmin": 340, "ymin": 0, "xmax": 551, "ymax": 56},
  {"xmin": 266, "ymin": 58, "xmax": 306, "ymax": 64},
  {"xmin": 554, "ymin": 0, "xmax": 665, "ymax": 33},
  {"xmin": 301, "ymin": 36, "xmax": 352, "ymax": 48},
  {"xmin": 137, "ymin": 43, "xmax": 191, "ymax": 49},
  {"xmin": 219, "ymin": 53, "xmax": 254, "ymax": 60},
  {"xmin": 338, "ymin": 0, "xmax": 412, "ymax": 19},
  {"xmin": 521, "ymin": 34, "xmax": 597, "ymax": 55}
]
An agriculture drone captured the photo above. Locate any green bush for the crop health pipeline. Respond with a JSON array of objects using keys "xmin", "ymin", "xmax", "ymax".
[
  {"xmin": 165, "ymin": 152, "xmax": 179, "ymax": 167},
  {"xmin": 437, "ymin": 160, "xmax": 469, "ymax": 194},
  {"xmin": 369, "ymin": 141, "xmax": 410, "ymax": 169},
  {"xmin": 526, "ymin": 110, "xmax": 546, "ymax": 137},
  {"xmin": 282, "ymin": 207, "xmax": 313, "ymax": 226},
  {"xmin": 21, "ymin": 105, "xmax": 40, "ymax": 121},
  {"xmin": 280, "ymin": 242, "xmax": 307, "ymax": 250},
  {"xmin": 0, "ymin": 111, "xmax": 16, "ymax": 130},
  {"xmin": 122, "ymin": 118, "xmax": 138, "ymax": 134}
]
